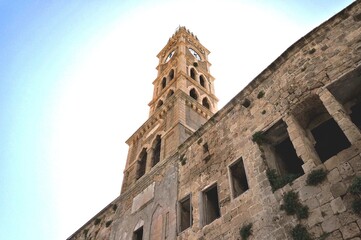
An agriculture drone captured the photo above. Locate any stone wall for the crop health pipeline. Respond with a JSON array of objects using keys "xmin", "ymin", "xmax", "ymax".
[{"xmin": 177, "ymin": 2, "xmax": 361, "ymax": 239}]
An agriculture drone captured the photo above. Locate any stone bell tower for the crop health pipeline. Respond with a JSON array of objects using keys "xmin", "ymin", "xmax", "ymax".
[{"xmin": 121, "ymin": 26, "xmax": 218, "ymax": 192}]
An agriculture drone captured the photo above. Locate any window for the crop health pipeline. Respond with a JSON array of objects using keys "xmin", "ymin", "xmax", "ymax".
[
  {"xmin": 292, "ymin": 95, "xmax": 351, "ymax": 163},
  {"xmin": 156, "ymin": 100, "xmax": 163, "ymax": 109},
  {"xmin": 151, "ymin": 135, "xmax": 161, "ymax": 167},
  {"xmin": 169, "ymin": 69, "xmax": 174, "ymax": 80},
  {"xmin": 162, "ymin": 77, "xmax": 166, "ymax": 89},
  {"xmin": 200, "ymin": 75, "xmax": 205, "ymax": 88},
  {"xmin": 136, "ymin": 149, "xmax": 147, "ymax": 180},
  {"xmin": 133, "ymin": 226, "xmax": 143, "ymax": 240},
  {"xmin": 262, "ymin": 120, "xmax": 304, "ymax": 177},
  {"xmin": 190, "ymin": 68, "xmax": 196, "ymax": 80},
  {"xmin": 179, "ymin": 195, "xmax": 192, "ymax": 232},
  {"xmin": 167, "ymin": 90, "xmax": 174, "ymax": 98},
  {"xmin": 202, "ymin": 184, "xmax": 220, "ymax": 226},
  {"xmin": 202, "ymin": 98, "xmax": 210, "ymax": 109},
  {"xmin": 311, "ymin": 118, "xmax": 351, "ymax": 162},
  {"xmin": 190, "ymin": 88, "xmax": 198, "ymax": 100},
  {"xmin": 229, "ymin": 158, "xmax": 249, "ymax": 198}
]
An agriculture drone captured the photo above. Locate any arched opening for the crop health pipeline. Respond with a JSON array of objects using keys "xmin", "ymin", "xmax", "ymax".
[
  {"xmin": 169, "ymin": 69, "xmax": 174, "ymax": 80},
  {"xmin": 167, "ymin": 90, "xmax": 174, "ymax": 98},
  {"xmin": 151, "ymin": 135, "xmax": 161, "ymax": 167},
  {"xmin": 156, "ymin": 100, "xmax": 163, "ymax": 108},
  {"xmin": 190, "ymin": 88, "xmax": 198, "ymax": 100},
  {"xmin": 136, "ymin": 148, "xmax": 147, "ymax": 180},
  {"xmin": 190, "ymin": 68, "xmax": 196, "ymax": 80},
  {"xmin": 202, "ymin": 97, "xmax": 210, "ymax": 109},
  {"xmin": 200, "ymin": 75, "xmax": 206, "ymax": 88},
  {"xmin": 162, "ymin": 77, "xmax": 166, "ymax": 89}
]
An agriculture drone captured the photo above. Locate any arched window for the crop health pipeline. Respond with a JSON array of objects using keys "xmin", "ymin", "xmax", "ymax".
[
  {"xmin": 136, "ymin": 149, "xmax": 147, "ymax": 180},
  {"xmin": 200, "ymin": 75, "xmax": 205, "ymax": 88},
  {"xmin": 167, "ymin": 90, "xmax": 174, "ymax": 98},
  {"xmin": 202, "ymin": 97, "xmax": 210, "ymax": 109},
  {"xmin": 162, "ymin": 77, "xmax": 166, "ymax": 89},
  {"xmin": 190, "ymin": 68, "xmax": 196, "ymax": 80},
  {"xmin": 169, "ymin": 69, "xmax": 174, "ymax": 80},
  {"xmin": 156, "ymin": 100, "xmax": 163, "ymax": 108},
  {"xmin": 151, "ymin": 135, "xmax": 161, "ymax": 167},
  {"xmin": 190, "ymin": 88, "xmax": 198, "ymax": 100}
]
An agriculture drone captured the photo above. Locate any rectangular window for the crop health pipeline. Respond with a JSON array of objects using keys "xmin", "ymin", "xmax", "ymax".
[
  {"xmin": 229, "ymin": 158, "xmax": 249, "ymax": 198},
  {"xmin": 262, "ymin": 120, "xmax": 304, "ymax": 177},
  {"xmin": 133, "ymin": 226, "xmax": 143, "ymax": 240},
  {"xmin": 179, "ymin": 195, "xmax": 192, "ymax": 232},
  {"xmin": 202, "ymin": 184, "xmax": 220, "ymax": 226},
  {"xmin": 311, "ymin": 118, "xmax": 351, "ymax": 162}
]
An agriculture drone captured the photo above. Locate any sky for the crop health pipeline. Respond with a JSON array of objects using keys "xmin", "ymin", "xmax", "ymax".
[{"xmin": 0, "ymin": 0, "xmax": 355, "ymax": 239}]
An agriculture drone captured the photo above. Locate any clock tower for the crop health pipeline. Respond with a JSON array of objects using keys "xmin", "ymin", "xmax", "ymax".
[{"xmin": 121, "ymin": 26, "xmax": 218, "ymax": 192}]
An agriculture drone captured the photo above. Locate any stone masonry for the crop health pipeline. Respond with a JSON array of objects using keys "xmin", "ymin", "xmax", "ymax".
[{"xmin": 68, "ymin": 2, "xmax": 361, "ymax": 240}]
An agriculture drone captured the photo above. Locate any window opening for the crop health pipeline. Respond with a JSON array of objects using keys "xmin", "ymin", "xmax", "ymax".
[
  {"xmin": 190, "ymin": 88, "xmax": 198, "ymax": 100},
  {"xmin": 167, "ymin": 90, "xmax": 174, "ymax": 98},
  {"xmin": 229, "ymin": 158, "xmax": 249, "ymax": 198},
  {"xmin": 162, "ymin": 77, "xmax": 166, "ymax": 89},
  {"xmin": 263, "ymin": 120, "xmax": 304, "ymax": 178},
  {"xmin": 190, "ymin": 68, "xmax": 196, "ymax": 80},
  {"xmin": 202, "ymin": 98, "xmax": 210, "ymax": 109},
  {"xmin": 274, "ymin": 137, "xmax": 304, "ymax": 175},
  {"xmin": 202, "ymin": 184, "xmax": 220, "ymax": 226},
  {"xmin": 133, "ymin": 226, "xmax": 143, "ymax": 240},
  {"xmin": 156, "ymin": 100, "xmax": 163, "ymax": 109},
  {"xmin": 179, "ymin": 195, "xmax": 192, "ymax": 232},
  {"xmin": 169, "ymin": 69, "xmax": 174, "ymax": 80},
  {"xmin": 350, "ymin": 101, "xmax": 361, "ymax": 130},
  {"xmin": 151, "ymin": 136, "xmax": 161, "ymax": 167},
  {"xmin": 136, "ymin": 149, "xmax": 147, "ymax": 180},
  {"xmin": 200, "ymin": 75, "xmax": 205, "ymax": 88},
  {"xmin": 311, "ymin": 118, "xmax": 351, "ymax": 162}
]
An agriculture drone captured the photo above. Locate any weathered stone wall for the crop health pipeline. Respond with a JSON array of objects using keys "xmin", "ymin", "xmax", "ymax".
[
  {"xmin": 69, "ymin": 2, "xmax": 361, "ymax": 240},
  {"xmin": 177, "ymin": 2, "xmax": 361, "ymax": 239}
]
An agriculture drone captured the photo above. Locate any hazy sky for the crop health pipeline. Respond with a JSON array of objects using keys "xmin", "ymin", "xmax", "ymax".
[{"xmin": 0, "ymin": 0, "xmax": 354, "ymax": 239}]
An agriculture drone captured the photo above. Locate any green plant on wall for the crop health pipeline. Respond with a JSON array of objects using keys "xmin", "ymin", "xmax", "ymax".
[
  {"xmin": 349, "ymin": 176, "xmax": 361, "ymax": 215},
  {"xmin": 240, "ymin": 223, "xmax": 252, "ymax": 240},
  {"xmin": 266, "ymin": 169, "xmax": 299, "ymax": 192},
  {"xmin": 306, "ymin": 169, "xmax": 327, "ymax": 186},
  {"xmin": 281, "ymin": 191, "xmax": 309, "ymax": 219},
  {"xmin": 252, "ymin": 131, "xmax": 265, "ymax": 144},
  {"xmin": 291, "ymin": 224, "xmax": 312, "ymax": 240}
]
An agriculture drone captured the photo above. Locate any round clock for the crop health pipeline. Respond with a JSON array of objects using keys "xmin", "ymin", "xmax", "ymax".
[
  {"xmin": 165, "ymin": 50, "xmax": 175, "ymax": 63},
  {"xmin": 188, "ymin": 48, "xmax": 201, "ymax": 61}
]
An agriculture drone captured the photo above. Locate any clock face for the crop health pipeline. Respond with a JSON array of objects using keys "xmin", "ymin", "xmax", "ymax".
[
  {"xmin": 165, "ymin": 50, "xmax": 175, "ymax": 63},
  {"xmin": 189, "ymin": 48, "xmax": 201, "ymax": 61}
]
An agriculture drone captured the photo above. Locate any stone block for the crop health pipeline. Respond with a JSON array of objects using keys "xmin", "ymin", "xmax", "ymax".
[
  {"xmin": 349, "ymin": 155, "xmax": 361, "ymax": 172},
  {"xmin": 321, "ymin": 215, "xmax": 341, "ymax": 233},
  {"xmin": 330, "ymin": 197, "xmax": 346, "ymax": 214},
  {"xmin": 308, "ymin": 208, "xmax": 324, "ymax": 227},
  {"xmin": 340, "ymin": 222, "xmax": 361, "ymax": 239},
  {"xmin": 338, "ymin": 211, "xmax": 360, "ymax": 226},
  {"xmin": 305, "ymin": 197, "xmax": 320, "ymax": 210},
  {"xmin": 330, "ymin": 182, "xmax": 347, "ymax": 198},
  {"xmin": 327, "ymin": 168, "xmax": 342, "ymax": 183},
  {"xmin": 316, "ymin": 188, "xmax": 334, "ymax": 205},
  {"xmin": 338, "ymin": 162, "xmax": 355, "ymax": 178},
  {"xmin": 324, "ymin": 155, "xmax": 339, "ymax": 170},
  {"xmin": 298, "ymin": 185, "xmax": 321, "ymax": 201}
]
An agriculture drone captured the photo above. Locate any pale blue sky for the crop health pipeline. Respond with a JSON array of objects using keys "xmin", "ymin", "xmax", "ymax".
[{"xmin": 0, "ymin": 1, "xmax": 354, "ymax": 239}]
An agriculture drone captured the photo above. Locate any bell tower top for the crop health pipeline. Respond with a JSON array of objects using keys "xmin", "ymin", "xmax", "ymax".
[
  {"xmin": 149, "ymin": 26, "xmax": 217, "ymax": 115},
  {"xmin": 121, "ymin": 27, "xmax": 218, "ymax": 192}
]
